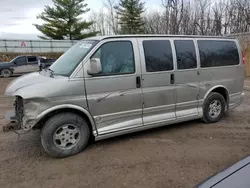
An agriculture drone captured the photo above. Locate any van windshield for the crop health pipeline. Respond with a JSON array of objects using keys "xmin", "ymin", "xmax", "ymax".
[{"xmin": 49, "ymin": 40, "xmax": 98, "ymax": 76}]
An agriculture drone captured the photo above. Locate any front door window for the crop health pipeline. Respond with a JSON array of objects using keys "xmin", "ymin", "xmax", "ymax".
[{"xmin": 91, "ymin": 41, "xmax": 135, "ymax": 75}]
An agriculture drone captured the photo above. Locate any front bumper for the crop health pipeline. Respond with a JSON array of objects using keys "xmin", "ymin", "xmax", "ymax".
[
  {"xmin": 3, "ymin": 96, "xmax": 40, "ymax": 132},
  {"xmin": 3, "ymin": 111, "xmax": 21, "ymax": 132},
  {"xmin": 3, "ymin": 110, "xmax": 39, "ymax": 132}
]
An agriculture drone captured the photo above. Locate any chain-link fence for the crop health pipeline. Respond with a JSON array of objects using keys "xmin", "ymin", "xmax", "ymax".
[{"xmin": 0, "ymin": 39, "xmax": 78, "ymax": 53}]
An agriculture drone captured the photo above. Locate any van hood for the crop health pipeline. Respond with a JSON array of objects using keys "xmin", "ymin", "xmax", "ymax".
[{"xmin": 5, "ymin": 72, "xmax": 52, "ymax": 96}]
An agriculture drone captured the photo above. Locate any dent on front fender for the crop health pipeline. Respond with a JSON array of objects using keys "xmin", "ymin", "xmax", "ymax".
[
  {"xmin": 21, "ymin": 98, "xmax": 50, "ymax": 130},
  {"xmin": 5, "ymin": 73, "xmax": 89, "ymax": 131},
  {"xmin": 34, "ymin": 103, "xmax": 97, "ymax": 136},
  {"xmin": 22, "ymin": 96, "xmax": 90, "ymax": 131}
]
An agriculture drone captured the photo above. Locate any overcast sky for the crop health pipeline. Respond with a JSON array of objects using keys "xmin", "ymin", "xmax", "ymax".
[{"xmin": 0, "ymin": 0, "xmax": 162, "ymax": 40}]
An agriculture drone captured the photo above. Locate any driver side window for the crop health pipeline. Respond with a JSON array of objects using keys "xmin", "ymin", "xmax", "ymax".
[
  {"xmin": 14, "ymin": 57, "xmax": 27, "ymax": 65},
  {"xmin": 91, "ymin": 41, "xmax": 135, "ymax": 75}
]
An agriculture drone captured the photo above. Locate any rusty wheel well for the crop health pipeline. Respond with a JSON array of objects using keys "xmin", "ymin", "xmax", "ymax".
[
  {"xmin": 34, "ymin": 108, "xmax": 94, "ymax": 137},
  {"xmin": 211, "ymin": 87, "xmax": 229, "ymax": 103}
]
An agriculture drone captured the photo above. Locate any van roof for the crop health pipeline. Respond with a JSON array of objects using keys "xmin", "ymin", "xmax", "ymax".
[{"xmin": 87, "ymin": 34, "xmax": 236, "ymax": 41}]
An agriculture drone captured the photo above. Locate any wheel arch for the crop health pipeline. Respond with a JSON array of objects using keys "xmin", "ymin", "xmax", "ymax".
[
  {"xmin": 203, "ymin": 85, "xmax": 229, "ymax": 103},
  {"xmin": 0, "ymin": 67, "xmax": 13, "ymax": 74},
  {"xmin": 36, "ymin": 105, "xmax": 97, "ymax": 136}
]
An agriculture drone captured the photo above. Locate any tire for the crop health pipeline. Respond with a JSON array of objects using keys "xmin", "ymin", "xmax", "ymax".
[
  {"xmin": 41, "ymin": 113, "xmax": 90, "ymax": 158},
  {"xmin": 202, "ymin": 92, "xmax": 226, "ymax": 123},
  {"xmin": 1, "ymin": 68, "xmax": 13, "ymax": 78}
]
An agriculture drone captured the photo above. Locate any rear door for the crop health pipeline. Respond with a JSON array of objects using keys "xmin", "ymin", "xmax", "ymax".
[
  {"xmin": 26, "ymin": 56, "xmax": 39, "ymax": 72},
  {"xmin": 173, "ymin": 39, "xmax": 200, "ymax": 118},
  {"xmin": 138, "ymin": 38, "xmax": 176, "ymax": 126},
  {"xmin": 197, "ymin": 39, "xmax": 243, "ymax": 106},
  {"xmin": 13, "ymin": 56, "xmax": 28, "ymax": 74}
]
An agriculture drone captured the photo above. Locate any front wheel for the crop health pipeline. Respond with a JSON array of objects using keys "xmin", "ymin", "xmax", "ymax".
[
  {"xmin": 1, "ymin": 68, "xmax": 13, "ymax": 78},
  {"xmin": 202, "ymin": 92, "xmax": 226, "ymax": 123},
  {"xmin": 41, "ymin": 113, "xmax": 90, "ymax": 158}
]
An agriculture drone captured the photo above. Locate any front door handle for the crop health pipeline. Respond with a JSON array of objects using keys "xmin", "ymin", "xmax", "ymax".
[
  {"xmin": 136, "ymin": 76, "xmax": 141, "ymax": 88},
  {"xmin": 170, "ymin": 73, "xmax": 175, "ymax": 84}
]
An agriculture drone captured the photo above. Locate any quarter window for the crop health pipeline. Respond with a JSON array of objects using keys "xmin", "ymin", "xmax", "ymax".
[
  {"xmin": 174, "ymin": 40, "xmax": 197, "ymax": 69},
  {"xmin": 27, "ymin": 56, "xmax": 37, "ymax": 63},
  {"xmin": 198, "ymin": 40, "xmax": 239, "ymax": 68},
  {"xmin": 91, "ymin": 41, "xmax": 135, "ymax": 75},
  {"xmin": 143, "ymin": 40, "xmax": 173, "ymax": 72}
]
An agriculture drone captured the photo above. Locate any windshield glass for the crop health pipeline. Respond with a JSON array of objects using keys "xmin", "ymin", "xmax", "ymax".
[
  {"xmin": 10, "ymin": 56, "xmax": 19, "ymax": 63},
  {"xmin": 49, "ymin": 40, "xmax": 98, "ymax": 76}
]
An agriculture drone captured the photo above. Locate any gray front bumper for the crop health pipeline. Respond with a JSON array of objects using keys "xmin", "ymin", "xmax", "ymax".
[
  {"xmin": 5, "ymin": 110, "xmax": 17, "ymax": 122},
  {"xmin": 3, "ymin": 110, "xmax": 21, "ymax": 132}
]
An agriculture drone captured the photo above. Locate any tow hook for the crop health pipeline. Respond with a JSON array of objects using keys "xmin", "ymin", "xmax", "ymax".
[{"xmin": 3, "ymin": 122, "xmax": 20, "ymax": 132}]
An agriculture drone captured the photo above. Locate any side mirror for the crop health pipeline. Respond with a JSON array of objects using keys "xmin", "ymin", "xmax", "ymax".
[{"xmin": 87, "ymin": 58, "xmax": 102, "ymax": 75}]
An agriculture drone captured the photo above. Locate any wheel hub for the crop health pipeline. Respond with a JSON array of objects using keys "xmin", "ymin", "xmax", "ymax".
[
  {"xmin": 209, "ymin": 100, "xmax": 222, "ymax": 118},
  {"xmin": 53, "ymin": 124, "xmax": 80, "ymax": 149},
  {"xmin": 2, "ymin": 70, "xmax": 10, "ymax": 77}
]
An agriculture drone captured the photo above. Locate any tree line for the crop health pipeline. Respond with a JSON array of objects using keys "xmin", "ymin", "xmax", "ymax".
[{"xmin": 35, "ymin": 0, "xmax": 250, "ymax": 40}]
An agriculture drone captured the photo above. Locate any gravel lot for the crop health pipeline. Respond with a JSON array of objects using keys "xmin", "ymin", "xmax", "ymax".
[{"xmin": 1, "ymin": 77, "xmax": 250, "ymax": 188}]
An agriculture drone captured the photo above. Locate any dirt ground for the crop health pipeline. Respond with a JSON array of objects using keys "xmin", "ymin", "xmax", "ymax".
[{"xmin": 1, "ymin": 78, "xmax": 250, "ymax": 188}]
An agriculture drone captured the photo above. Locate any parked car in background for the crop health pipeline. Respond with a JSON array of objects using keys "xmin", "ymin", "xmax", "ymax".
[
  {"xmin": 40, "ymin": 57, "xmax": 56, "ymax": 69},
  {"xmin": 0, "ymin": 55, "xmax": 56, "ymax": 77}
]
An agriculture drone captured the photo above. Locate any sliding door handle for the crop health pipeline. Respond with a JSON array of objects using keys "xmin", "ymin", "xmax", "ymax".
[
  {"xmin": 136, "ymin": 76, "xmax": 141, "ymax": 88},
  {"xmin": 170, "ymin": 73, "xmax": 175, "ymax": 84}
]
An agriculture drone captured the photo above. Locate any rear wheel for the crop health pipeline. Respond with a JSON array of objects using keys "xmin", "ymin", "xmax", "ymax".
[
  {"xmin": 202, "ymin": 92, "xmax": 226, "ymax": 123},
  {"xmin": 1, "ymin": 68, "xmax": 12, "ymax": 78},
  {"xmin": 41, "ymin": 113, "xmax": 90, "ymax": 158}
]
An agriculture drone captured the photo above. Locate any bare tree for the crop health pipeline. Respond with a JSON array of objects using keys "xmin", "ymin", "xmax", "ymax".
[
  {"xmin": 211, "ymin": 0, "xmax": 226, "ymax": 36},
  {"xmin": 89, "ymin": 9, "xmax": 107, "ymax": 35},
  {"xmin": 103, "ymin": 0, "xmax": 119, "ymax": 34},
  {"xmin": 89, "ymin": 0, "xmax": 250, "ymax": 36},
  {"xmin": 162, "ymin": 0, "xmax": 184, "ymax": 34},
  {"xmin": 144, "ymin": 11, "xmax": 166, "ymax": 34},
  {"xmin": 89, "ymin": 0, "xmax": 119, "ymax": 35}
]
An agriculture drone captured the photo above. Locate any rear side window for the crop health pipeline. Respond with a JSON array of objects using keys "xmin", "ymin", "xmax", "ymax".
[
  {"xmin": 143, "ymin": 40, "xmax": 173, "ymax": 72},
  {"xmin": 27, "ymin": 56, "xmax": 37, "ymax": 62},
  {"xmin": 198, "ymin": 40, "xmax": 239, "ymax": 68},
  {"xmin": 174, "ymin": 40, "xmax": 197, "ymax": 69}
]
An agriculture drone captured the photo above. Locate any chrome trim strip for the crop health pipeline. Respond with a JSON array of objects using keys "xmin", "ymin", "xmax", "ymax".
[
  {"xmin": 95, "ymin": 114, "xmax": 201, "ymax": 141},
  {"xmin": 95, "ymin": 108, "xmax": 142, "ymax": 118}
]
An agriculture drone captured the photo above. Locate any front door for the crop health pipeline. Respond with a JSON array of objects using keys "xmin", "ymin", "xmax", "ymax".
[
  {"xmin": 13, "ymin": 56, "xmax": 28, "ymax": 74},
  {"xmin": 138, "ymin": 38, "xmax": 176, "ymax": 126},
  {"xmin": 173, "ymin": 39, "xmax": 199, "ymax": 118},
  {"xmin": 85, "ymin": 39, "xmax": 143, "ymax": 135}
]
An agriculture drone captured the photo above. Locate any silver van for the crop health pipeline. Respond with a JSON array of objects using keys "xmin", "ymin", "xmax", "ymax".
[{"xmin": 4, "ymin": 35, "xmax": 245, "ymax": 157}]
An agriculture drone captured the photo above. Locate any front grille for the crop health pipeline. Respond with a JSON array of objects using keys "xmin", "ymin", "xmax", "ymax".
[{"xmin": 15, "ymin": 96, "xmax": 24, "ymax": 122}]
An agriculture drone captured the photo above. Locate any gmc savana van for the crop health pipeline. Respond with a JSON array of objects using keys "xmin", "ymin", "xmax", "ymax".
[{"xmin": 4, "ymin": 35, "xmax": 245, "ymax": 157}]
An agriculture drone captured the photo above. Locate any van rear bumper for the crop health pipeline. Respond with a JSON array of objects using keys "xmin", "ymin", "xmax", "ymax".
[{"xmin": 229, "ymin": 92, "xmax": 245, "ymax": 110}]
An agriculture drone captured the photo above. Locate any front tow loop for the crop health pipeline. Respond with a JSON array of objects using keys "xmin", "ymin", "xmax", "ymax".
[{"xmin": 3, "ymin": 122, "xmax": 20, "ymax": 132}]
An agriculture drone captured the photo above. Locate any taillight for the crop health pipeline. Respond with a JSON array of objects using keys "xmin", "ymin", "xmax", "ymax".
[{"xmin": 242, "ymin": 51, "xmax": 246, "ymax": 64}]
